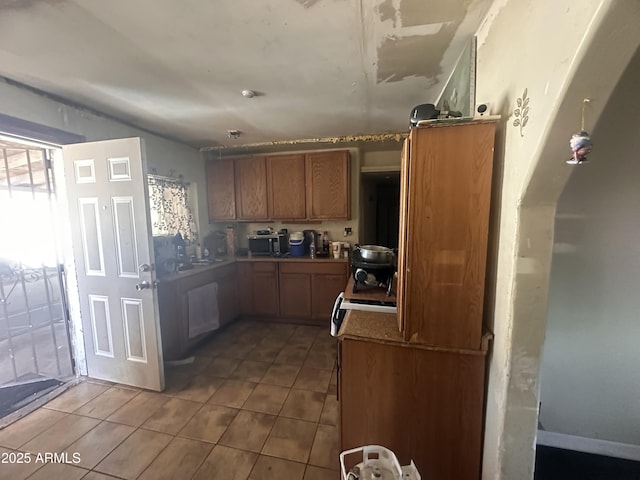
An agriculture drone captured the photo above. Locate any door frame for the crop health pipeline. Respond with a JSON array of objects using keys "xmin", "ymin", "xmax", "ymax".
[{"xmin": 51, "ymin": 148, "xmax": 87, "ymax": 376}]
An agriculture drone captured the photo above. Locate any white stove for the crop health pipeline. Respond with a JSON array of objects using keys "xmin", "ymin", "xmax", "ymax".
[
  {"xmin": 330, "ymin": 292, "xmax": 397, "ymax": 337},
  {"xmin": 339, "ymin": 298, "xmax": 397, "ymax": 314}
]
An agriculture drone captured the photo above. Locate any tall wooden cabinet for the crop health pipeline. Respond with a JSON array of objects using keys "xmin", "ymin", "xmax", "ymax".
[
  {"xmin": 398, "ymin": 121, "xmax": 495, "ymax": 350},
  {"xmin": 339, "ymin": 324, "xmax": 491, "ymax": 480},
  {"xmin": 338, "ymin": 120, "xmax": 496, "ymax": 480}
]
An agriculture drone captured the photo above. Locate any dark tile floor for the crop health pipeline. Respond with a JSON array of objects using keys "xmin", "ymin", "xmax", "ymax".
[{"xmin": 0, "ymin": 319, "xmax": 340, "ymax": 480}]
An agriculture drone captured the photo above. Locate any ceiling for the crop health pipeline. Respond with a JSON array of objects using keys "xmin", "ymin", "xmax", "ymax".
[{"xmin": 0, "ymin": 0, "xmax": 493, "ymax": 150}]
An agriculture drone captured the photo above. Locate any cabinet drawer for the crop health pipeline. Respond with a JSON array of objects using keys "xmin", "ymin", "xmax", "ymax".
[
  {"xmin": 279, "ymin": 263, "xmax": 310, "ymax": 275},
  {"xmin": 252, "ymin": 261, "xmax": 277, "ymax": 272},
  {"xmin": 280, "ymin": 262, "xmax": 347, "ymax": 276}
]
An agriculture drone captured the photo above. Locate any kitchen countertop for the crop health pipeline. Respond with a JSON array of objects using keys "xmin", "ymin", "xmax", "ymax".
[
  {"xmin": 157, "ymin": 255, "xmax": 348, "ymax": 282},
  {"xmin": 234, "ymin": 255, "xmax": 348, "ymax": 263},
  {"xmin": 338, "ymin": 309, "xmax": 403, "ymax": 343},
  {"xmin": 338, "ymin": 310, "xmax": 492, "ymax": 354},
  {"xmin": 156, "ymin": 258, "xmax": 236, "ymax": 281}
]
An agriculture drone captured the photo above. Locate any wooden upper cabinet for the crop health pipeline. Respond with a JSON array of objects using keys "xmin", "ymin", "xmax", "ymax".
[
  {"xmin": 235, "ymin": 156, "xmax": 269, "ymax": 220},
  {"xmin": 306, "ymin": 151, "xmax": 350, "ymax": 220},
  {"xmin": 267, "ymin": 154, "xmax": 306, "ymax": 220},
  {"xmin": 399, "ymin": 121, "xmax": 496, "ymax": 350},
  {"xmin": 206, "ymin": 159, "xmax": 236, "ymax": 221}
]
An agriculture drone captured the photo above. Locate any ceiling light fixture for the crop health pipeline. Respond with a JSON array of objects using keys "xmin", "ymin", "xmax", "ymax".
[
  {"xmin": 227, "ymin": 130, "xmax": 242, "ymax": 139},
  {"xmin": 241, "ymin": 89, "xmax": 256, "ymax": 98}
]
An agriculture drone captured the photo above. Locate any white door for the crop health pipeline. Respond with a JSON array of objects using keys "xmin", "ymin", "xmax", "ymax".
[{"xmin": 62, "ymin": 137, "xmax": 164, "ymax": 391}]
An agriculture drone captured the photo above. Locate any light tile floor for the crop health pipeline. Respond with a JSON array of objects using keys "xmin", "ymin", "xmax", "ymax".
[{"xmin": 0, "ymin": 319, "xmax": 340, "ymax": 480}]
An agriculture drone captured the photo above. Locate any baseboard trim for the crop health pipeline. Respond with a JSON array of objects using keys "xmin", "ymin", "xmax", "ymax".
[{"xmin": 537, "ymin": 430, "xmax": 640, "ymax": 462}]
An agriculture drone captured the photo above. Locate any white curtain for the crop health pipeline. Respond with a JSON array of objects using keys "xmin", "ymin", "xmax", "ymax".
[{"xmin": 148, "ymin": 175, "xmax": 198, "ymax": 242}]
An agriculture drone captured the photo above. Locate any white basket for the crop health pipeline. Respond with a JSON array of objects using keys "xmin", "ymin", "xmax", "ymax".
[{"xmin": 340, "ymin": 445, "xmax": 421, "ymax": 480}]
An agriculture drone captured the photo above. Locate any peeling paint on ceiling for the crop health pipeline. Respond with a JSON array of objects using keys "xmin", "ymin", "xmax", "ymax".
[
  {"xmin": 399, "ymin": 0, "xmax": 469, "ymax": 27},
  {"xmin": 0, "ymin": 0, "xmax": 494, "ymax": 147},
  {"xmin": 378, "ymin": 0, "xmax": 397, "ymax": 26},
  {"xmin": 375, "ymin": 0, "xmax": 468, "ymax": 83},
  {"xmin": 377, "ymin": 23, "xmax": 458, "ymax": 83}
]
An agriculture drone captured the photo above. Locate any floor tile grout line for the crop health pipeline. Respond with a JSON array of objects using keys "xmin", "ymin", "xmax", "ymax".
[
  {"xmin": 4, "ymin": 320, "xmax": 339, "ymax": 480},
  {"xmin": 131, "ymin": 432, "xmax": 214, "ymax": 480}
]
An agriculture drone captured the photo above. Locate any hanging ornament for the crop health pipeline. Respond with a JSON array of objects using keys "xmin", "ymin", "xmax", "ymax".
[{"xmin": 567, "ymin": 99, "xmax": 593, "ymax": 165}]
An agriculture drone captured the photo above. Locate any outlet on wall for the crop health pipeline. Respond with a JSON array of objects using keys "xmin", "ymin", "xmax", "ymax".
[{"xmin": 344, "ymin": 227, "xmax": 352, "ymax": 237}]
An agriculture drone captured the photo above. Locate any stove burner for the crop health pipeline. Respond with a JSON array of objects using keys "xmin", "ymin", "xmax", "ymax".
[{"xmin": 351, "ymin": 249, "xmax": 396, "ymax": 296}]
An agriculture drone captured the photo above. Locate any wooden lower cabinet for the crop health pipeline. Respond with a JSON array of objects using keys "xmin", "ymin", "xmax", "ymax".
[
  {"xmin": 311, "ymin": 270, "xmax": 347, "ymax": 320},
  {"xmin": 236, "ymin": 263, "xmax": 254, "ymax": 315},
  {"xmin": 252, "ymin": 262, "xmax": 279, "ymax": 316},
  {"xmin": 158, "ymin": 264, "xmax": 238, "ymax": 360},
  {"xmin": 278, "ymin": 262, "xmax": 348, "ymax": 325},
  {"xmin": 279, "ymin": 270, "xmax": 312, "ymax": 318},
  {"xmin": 339, "ymin": 338, "xmax": 488, "ymax": 480},
  {"xmin": 236, "ymin": 261, "xmax": 279, "ymax": 317}
]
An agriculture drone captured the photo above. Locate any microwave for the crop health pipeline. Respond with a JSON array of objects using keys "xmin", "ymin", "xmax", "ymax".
[{"xmin": 247, "ymin": 233, "xmax": 287, "ymax": 256}]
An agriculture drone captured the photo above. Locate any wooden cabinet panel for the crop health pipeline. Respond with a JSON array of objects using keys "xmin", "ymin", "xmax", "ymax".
[
  {"xmin": 253, "ymin": 270, "xmax": 279, "ymax": 316},
  {"xmin": 235, "ymin": 156, "xmax": 269, "ymax": 220},
  {"xmin": 206, "ymin": 159, "xmax": 236, "ymax": 221},
  {"xmin": 213, "ymin": 264, "xmax": 238, "ymax": 325},
  {"xmin": 279, "ymin": 273, "xmax": 312, "ymax": 318},
  {"xmin": 399, "ymin": 122, "xmax": 495, "ymax": 349},
  {"xmin": 396, "ymin": 138, "xmax": 409, "ymax": 333},
  {"xmin": 340, "ymin": 338, "xmax": 487, "ymax": 480},
  {"xmin": 158, "ymin": 265, "xmax": 238, "ymax": 360},
  {"xmin": 240, "ymin": 261, "xmax": 278, "ymax": 317},
  {"xmin": 279, "ymin": 262, "xmax": 347, "ymax": 323},
  {"xmin": 306, "ymin": 151, "xmax": 350, "ymax": 220},
  {"xmin": 311, "ymin": 273, "xmax": 347, "ymax": 320},
  {"xmin": 267, "ymin": 154, "xmax": 306, "ymax": 220},
  {"xmin": 236, "ymin": 263, "xmax": 254, "ymax": 315}
]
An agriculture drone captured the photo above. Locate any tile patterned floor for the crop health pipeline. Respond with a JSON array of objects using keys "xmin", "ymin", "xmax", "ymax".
[{"xmin": 0, "ymin": 319, "xmax": 340, "ymax": 480}]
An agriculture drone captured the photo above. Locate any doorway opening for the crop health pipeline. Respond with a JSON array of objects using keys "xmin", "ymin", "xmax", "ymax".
[
  {"xmin": 0, "ymin": 136, "xmax": 74, "ymax": 419},
  {"xmin": 360, "ymin": 171, "xmax": 401, "ymax": 248}
]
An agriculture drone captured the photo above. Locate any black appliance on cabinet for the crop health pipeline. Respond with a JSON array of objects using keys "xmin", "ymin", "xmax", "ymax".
[{"xmin": 350, "ymin": 248, "xmax": 396, "ymax": 296}]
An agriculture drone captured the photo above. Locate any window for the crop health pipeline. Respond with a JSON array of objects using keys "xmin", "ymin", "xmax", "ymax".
[{"xmin": 147, "ymin": 175, "xmax": 198, "ymax": 241}]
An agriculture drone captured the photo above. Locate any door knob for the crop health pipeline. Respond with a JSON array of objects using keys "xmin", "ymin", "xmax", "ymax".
[
  {"xmin": 135, "ymin": 280, "xmax": 156, "ymax": 291},
  {"xmin": 138, "ymin": 263, "xmax": 152, "ymax": 272}
]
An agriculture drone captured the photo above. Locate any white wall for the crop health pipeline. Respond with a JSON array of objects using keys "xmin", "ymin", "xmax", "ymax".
[
  {"xmin": 360, "ymin": 149, "xmax": 401, "ymax": 170},
  {"xmin": 539, "ymin": 47, "xmax": 640, "ymax": 445},
  {"xmin": 0, "ymin": 79, "xmax": 206, "ymax": 376},
  {"xmin": 0, "ymin": 79, "xmax": 207, "ymax": 233},
  {"xmin": 474, "ymin": 1, "xmax": 640, "ymax": 478}
]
